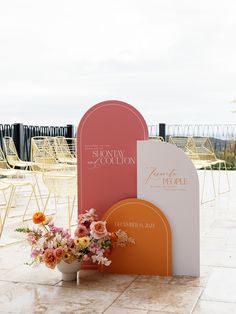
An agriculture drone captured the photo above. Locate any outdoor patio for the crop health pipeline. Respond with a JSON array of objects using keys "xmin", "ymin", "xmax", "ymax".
[{"xmin": 0, "ymin": 170, "xmax": 236, "ymax": 313}]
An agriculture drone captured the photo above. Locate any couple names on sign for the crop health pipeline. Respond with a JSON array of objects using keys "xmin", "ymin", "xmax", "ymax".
[{"xmin": 85, "ymin": 144, "xmax": 135, "ymax": 169}]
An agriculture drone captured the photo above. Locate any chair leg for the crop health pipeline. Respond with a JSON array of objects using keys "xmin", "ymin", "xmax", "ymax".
[
  {"xmin": 201, "ymin": 167, "xmax": 206, "ymax": 204},
  {"xmin": 225, "ymin": 162, "xmax": 231, "ymax": 192},
  {"xmin": 210, "ymin": 165, "xmax": 217, "ymax": 198},
  {"xmin": 54, "ymin": 194, "xmax": 58, "ymax": 214},
  {"xmin": 33, "ymin": 186, "xmax": 41, "ymax": 212},
  {"xmin": 22, "ymin": 184, "xmax": 41, "ymax": 221},
  {"xmin": 22, "ymin": 188, "xmax": 34, "ymax": 221},
  {"xmin": 218, "ymin": 162, "xmax": 221, "ymax": 194},
  {"xmin": 43, "ymin": 192, "xmax": 51, "ymax": 214},
  {"xmin": 201, "ymin": 165, "xmax": 217, "ymax": 204},
  {"xmin": 33, "ymin": 173, "xmax": 44, "ymax": 209},
  {"xmin": 218, "ymin": 161, "xmax": 230, "ymax": 194},
  {"xmin": 70, "ymin": 195, "xmax": 76, "ymax": 227},
  {"xmin": 0, "ymin": 186, "xmax": 15, "ymax": 240},
  {"xmin": 68, "ymin": 195, "xmax": 71, "ymax": 232}
]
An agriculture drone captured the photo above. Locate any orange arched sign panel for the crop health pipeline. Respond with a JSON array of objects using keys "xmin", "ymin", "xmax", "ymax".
[{"xmin": 100, "ymin": 198, "xmax": 172, "ymax": 276}]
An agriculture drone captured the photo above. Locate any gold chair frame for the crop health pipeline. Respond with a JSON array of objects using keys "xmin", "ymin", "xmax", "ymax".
[
  {"xmin": 54, "ymin": 136, "xmax": 77, "ymax": 165},
  {"xmin": 3, "ymin": 137, "xmax": 34, "ymax": 170},
  {"xmin": 42, "ymin": 172, "xmax": 77, "ymax": 231},
  {"xmin": 30, "ymin": 136, "xmax": 68, "ymax": 172},
  {"xmin": 169, "ymin": 136, "xmax": 230, "ymax": 204}
]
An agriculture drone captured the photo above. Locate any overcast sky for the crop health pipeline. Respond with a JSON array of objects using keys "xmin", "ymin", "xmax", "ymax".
[{"xmin": 0, "ymin": 0, "xmax": 236, "ymax": 127}]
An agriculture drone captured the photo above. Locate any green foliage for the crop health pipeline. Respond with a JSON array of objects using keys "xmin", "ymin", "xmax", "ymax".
[{"xmin": 15, "ymin": 227, "xmax": 32, "ymax": 233}]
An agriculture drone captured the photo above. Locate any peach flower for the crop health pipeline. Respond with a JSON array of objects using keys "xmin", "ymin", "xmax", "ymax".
[
  {"xmin": 43, "ymin": 249, "xmax": 57, "ymax": 269},
  {"xmin": 90, "ymin": 221, "xmax": 108, "ymax": 240}
]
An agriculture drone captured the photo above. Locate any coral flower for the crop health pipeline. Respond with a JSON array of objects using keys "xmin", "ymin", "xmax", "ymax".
[
  {"xmin": 33, "ymin": 212, "xmax": 46, "ymax": 224},
  {"xmin": 90, "ymin": 221, "xmax": 108, "ymax": 240},
  {"xmin": 74, "ymin": 224, "xmax": 89, "ymax": 237}
]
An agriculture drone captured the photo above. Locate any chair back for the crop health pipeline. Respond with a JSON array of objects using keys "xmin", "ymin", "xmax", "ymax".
[
  {"xmin": 0, "ymin": 146, "xmax": 9, "ymax": 169},
  {"xmin": 43, "ymin": 173, "xmax": 77, "ymax": 197},
  {"xmin": 31, "ymin": 137, "xmax": 55, "ymax": 161},
  {"xmin": 191, "ymin": 137, "xmax": 217, "ymax": 162},
  {"xmin": 31, "ymin": 136, "xmax": 75, "ymax": 172},
  {"xmin": 54, "ymin": 136, "xmax": 76, "ymax": 163},
  {"xmin": 3, "ymin": 137, "xmax": 20, "ymax": 165},
  {"xmin": 168, "ymin": 136, "xmax": 200, "ymax": 161}
]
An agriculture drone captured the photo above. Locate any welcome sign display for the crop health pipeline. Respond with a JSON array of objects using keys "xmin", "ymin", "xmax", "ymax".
[
  {"xmin": 77, "ymin": 100, "xmax": 200, "ymax": 276},
  {"xmin": 77, "ymin": 100, "xmax": 149, "ymax": 218},
  {"xmin": 137, "ymin": 140, "xmax": 200, "ymax": 276},
  {"xmin": 100, "ymin": 198, "xmax": 172, "ymax": 276}
]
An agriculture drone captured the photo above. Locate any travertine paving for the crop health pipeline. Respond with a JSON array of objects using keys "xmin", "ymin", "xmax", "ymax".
[{"xmin": 0, "ymin": 170, "xmax": 236, "ymax": 313}]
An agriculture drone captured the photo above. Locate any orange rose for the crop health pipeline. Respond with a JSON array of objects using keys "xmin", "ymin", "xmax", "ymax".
[
  {"xmin": 33, "ymin": 212, "xmax": 46, "ymax": 224},
  {"xmin": 43, "ymin": 249, "xmax": 57, "ymax": 269},
  {"xmin": 90, "ymin": 221, "xmax": 108, "ymax": 239}
]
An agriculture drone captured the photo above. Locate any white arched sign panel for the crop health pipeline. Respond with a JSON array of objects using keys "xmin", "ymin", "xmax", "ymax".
[{"xmin": 137, "ymin": 140, "xmax": 200, "ymax": 276}]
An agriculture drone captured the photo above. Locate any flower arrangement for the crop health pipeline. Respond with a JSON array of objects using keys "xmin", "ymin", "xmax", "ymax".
[{"xmin": 16, "ymin": 209, "xmax": 134, "ymax": 269}]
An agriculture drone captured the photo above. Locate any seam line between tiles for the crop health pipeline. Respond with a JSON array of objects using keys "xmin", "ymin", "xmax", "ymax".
[
  {"xmin": 101, "ymin": 275, "xmax": 139, "ymax": 314},
  {"xmin": 191, "ymin": 287, "xmax": 205, "ymax": 314}
]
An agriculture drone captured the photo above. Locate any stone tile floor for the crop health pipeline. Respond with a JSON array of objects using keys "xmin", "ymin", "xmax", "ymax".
[{"xmin": 0, "ymin": 170, "xmax": 236, "ymax": 313}]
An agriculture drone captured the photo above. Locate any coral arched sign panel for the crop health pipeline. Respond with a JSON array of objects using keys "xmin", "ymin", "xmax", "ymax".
[
  {"xmin": 77, "ymin": 100, "xmax": 148, "ymax": 218},
  {"xmin": 100, "ymin": 198, "xmax": 172, "ymax": 276}
]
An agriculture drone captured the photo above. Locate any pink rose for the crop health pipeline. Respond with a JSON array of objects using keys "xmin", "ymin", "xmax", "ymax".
[
  {"xmin": 54, "ymin": 247, "xmax": 64, "ymax": 262},
  {"xmin": 43, "ymin": 249, "xmax": 57, "ymax": 269},
  {"xmin": 90, "ymin": 221, "xmax": 108, "ymax": 240},
  {"xmin": 75, "ymin": 224, "xmax": 89, "ymax": 237}
]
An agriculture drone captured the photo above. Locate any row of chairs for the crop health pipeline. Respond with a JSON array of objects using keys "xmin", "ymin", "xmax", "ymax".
[
  {"xmin": 168, "ymin": 136, "xmax": 230, "ymax": 203},
  {"xmin": 31, "ymin": 136, "xmax": 76, "ymax": 169},
  {"xmin": 2, "ymin": 136, "xmax": 76, "ymax": 171},
  {"xmin": 0, "ymin": 136, "xmax": 77, "ymax": 243}
]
